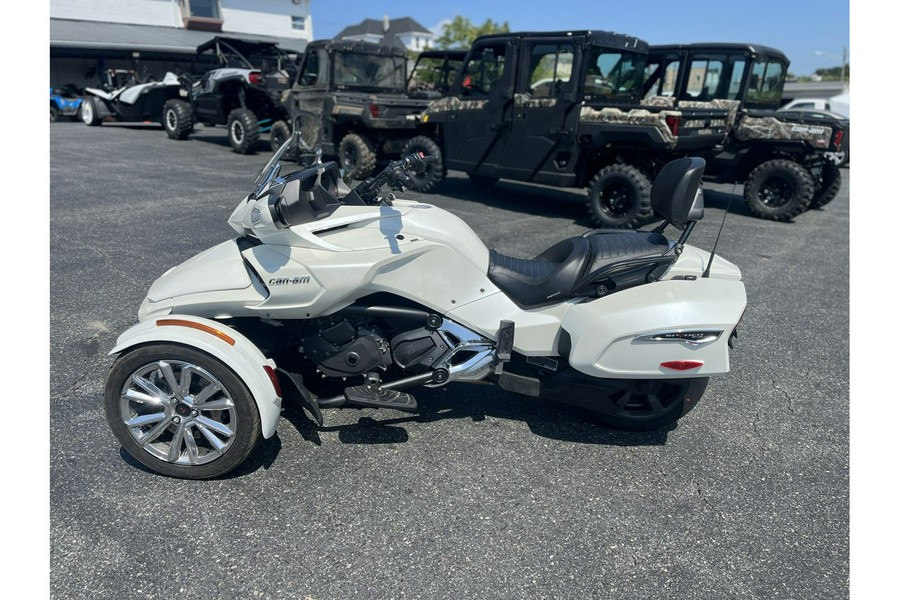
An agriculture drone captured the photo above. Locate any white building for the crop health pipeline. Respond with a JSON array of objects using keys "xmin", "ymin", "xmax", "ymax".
[
  {"xmin": 336, "ymin": 16, "xmax": 434, "ymax": 53},
  {"xmin": 50, "ymin": 0, "xmax": 313, "ymax": 88}
]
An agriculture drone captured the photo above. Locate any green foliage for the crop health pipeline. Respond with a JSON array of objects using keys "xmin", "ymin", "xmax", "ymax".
[
  {"xmin": 814, "ymin": 65, "xmax": 850, "ymax": 81},
  {"xmin": 435, "ymin": 16, "xmax": 510, "ymax": 49}
]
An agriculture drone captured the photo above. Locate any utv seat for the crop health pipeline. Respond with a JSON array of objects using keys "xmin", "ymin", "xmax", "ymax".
[{"xmin": 487, "ymin": 157, "xmax": 706, "ymax": 307}]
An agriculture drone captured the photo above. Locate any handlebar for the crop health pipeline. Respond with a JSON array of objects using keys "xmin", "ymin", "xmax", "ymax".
[{"xmin": 351, "ymin": 152, "xmax": 436, "ymax": 204}]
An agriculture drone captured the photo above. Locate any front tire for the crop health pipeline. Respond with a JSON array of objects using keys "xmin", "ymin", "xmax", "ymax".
[
  {"xmin": 338, "ymin": 133, "xmax": 377, "ymax": 180},
  {"xmin": 270, "ymin": 119, "xmax": 291, "ymax": 152},
  {"xmin": 586, "ymin": 164, "xmax": 653, "ymax": 229},
  {"xmin": 743, "ymin": 159, "xmax": 814, "ymax": 221},
  {"xmin": 163, "ymin": 99, "xmax": 194, "ymax": 140},
  {"xmin": 104, "ymin": 344, "xmax": 262, "ymax": 479},
  {"xmin": 80, "ymin": 95, "xmax": 102, "ymax": 126},
  {"xmin": 226, "ymin": 108, "xmax": 260, "ymax": 154},
  {"xmin": 50, "ymin": 104, "xmax": 60, "ymax": 122},
  {"xmin": 401, "ymin": 135, "xmax": 445, "ymax": 193},
  {"xmin": 587, "ymin": 377, "xmax": 709, "ymax": 432}
]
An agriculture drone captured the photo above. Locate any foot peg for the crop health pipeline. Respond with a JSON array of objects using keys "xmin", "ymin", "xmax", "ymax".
[{"xmin": 343, "ymin": 372, "xmax": 418, "ymax": 412}]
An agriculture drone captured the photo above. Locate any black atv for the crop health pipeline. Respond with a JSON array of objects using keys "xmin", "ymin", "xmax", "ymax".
[
  {"xmin": 163, "ymin": 36, "xmax": 296, "ymax": 154},
  {"xmin": 645, "ymin": 43, "xmax": 847, "ymax": 220}
]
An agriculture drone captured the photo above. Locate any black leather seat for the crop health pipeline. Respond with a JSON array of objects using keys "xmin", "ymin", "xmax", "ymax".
[{"xmin": 488, "ymin": 157, "xmax": 706, "ymax": 307}]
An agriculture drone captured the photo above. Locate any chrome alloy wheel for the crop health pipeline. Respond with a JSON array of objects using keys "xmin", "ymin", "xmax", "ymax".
[
  {"xmin": 118, "ymin": 359, "xmax": 238, "ymax": 466},
  {"xmin": 80, "ymin": 99, "xmax": 93, "ymax": 124}
]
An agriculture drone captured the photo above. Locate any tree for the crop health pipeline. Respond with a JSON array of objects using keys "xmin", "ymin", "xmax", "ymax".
[{"xmin": 434, "ymin": 16, "xmax": 510, "ymax": 49}]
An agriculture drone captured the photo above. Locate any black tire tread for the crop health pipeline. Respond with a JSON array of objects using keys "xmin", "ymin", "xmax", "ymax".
[
  {"xmin": 163, "ymin": 99, "xmax": 194, "ymax": 140},
  {"xmin": 585, "ymin": 164, "xmax": 653, "ymax": 229},
  {"xmin": 338, "ymin": 133, "xmax": 377, "ymax": 180},
  {"xmin": 401, "ymin": 135, "xmax": 445, "ymax": 193},
  {"xmin": 227, "ymin": 108, "xmax": 260, "ymax": 154},
  {"xmin": 743, "ymin": 159, "xmax": 814, "ymax": 221},
  {"xmin": 810, "ymin": 162, "xmax": 842, "ymax": 209},
  {"xmin": 270, "ymin": 120, "xmax": 291, "ymax": 152}
]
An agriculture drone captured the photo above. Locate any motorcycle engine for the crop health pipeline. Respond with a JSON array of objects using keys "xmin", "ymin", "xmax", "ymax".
[{"xmin": 301, "ymin": 317, "xmax": 392, "ymax": 377}]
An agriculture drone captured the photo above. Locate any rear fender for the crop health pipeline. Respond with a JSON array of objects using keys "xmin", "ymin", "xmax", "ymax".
[
  {"xmin": 109, "ymin": 315, "xmax": 282, "ymax": 438},
  {"xmin": 562, "ymin": 278, "xmax": 747, "ymax": 379}
]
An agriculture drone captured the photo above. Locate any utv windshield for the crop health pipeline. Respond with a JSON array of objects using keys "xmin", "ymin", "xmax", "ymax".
[
  {"xmin": 408, "ymin": 55, "xmax": 464, "ymax": 94},
  {"xmin": 583, "ymin": 47, "xmax": 647, "ymax": 102},
  {"xmin": 744, "ymin": 57, "xmax": 787, "ymax": 107},
  {"xmin": 333, "ymin": 52, "xmax": 407, "ymax": 91}
]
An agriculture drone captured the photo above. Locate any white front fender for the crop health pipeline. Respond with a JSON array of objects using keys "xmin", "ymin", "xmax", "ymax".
[{"xmin": 109, "ymin": 316, "xmax": 282, "ymax": 438}]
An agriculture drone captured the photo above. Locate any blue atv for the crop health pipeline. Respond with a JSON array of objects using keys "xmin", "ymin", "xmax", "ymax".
[{"xmin": 50, "ymin": 84, "xmax": 83, "ymax": 122}]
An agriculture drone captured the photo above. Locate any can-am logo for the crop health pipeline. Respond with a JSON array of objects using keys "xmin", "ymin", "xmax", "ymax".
[
  {"xmin": 790, "ymin": 125, "xmax": 827, "ymax": 135},
  {"xmin": 268, "ymin": 276, "xmax": 311, "ymax": 285}
]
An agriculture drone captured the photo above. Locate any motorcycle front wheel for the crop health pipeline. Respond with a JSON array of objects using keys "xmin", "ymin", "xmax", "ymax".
[{"xmin": 104, "ymin": 344, "xmax": 261, "ymax": 479}]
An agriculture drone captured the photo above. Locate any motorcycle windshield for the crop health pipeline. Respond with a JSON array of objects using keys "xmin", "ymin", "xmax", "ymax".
[{"xmin": 251, "ymin": 130, "xmax": 318, "ymax": 198}]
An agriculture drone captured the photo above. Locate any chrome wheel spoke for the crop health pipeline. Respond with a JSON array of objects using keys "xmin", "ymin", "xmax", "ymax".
[
  {"xmin": 195, "ymin": 398, "xmax": 233, "ymax": 412},
  {"xmin": 168, "ymin": 421, "xmax": 187, "ymax": 462},
  {"xmin": 184, "ymin": 426, "xmax": 201, "ymax": 464},
  {"xmin": 125, "ymin": 412, "xmax": 167, "ymax": 428},
  {"xmin": 140, "ymin": 416, "xmax": 173, "ymax": 446},
  {"xmin": 646, "ymin": 393, "xmax": 664, "ymax": 415},
  {"xmin": 132, "ymin": 375, "xmax": 168, "ymax": 402},
  {"xmin": 195, "ymin": 415, "xmax": 234, "ymax": 439},
  {"xmin": 158, "ymin": 361, "xmax": 183, "ymax": 401},
  {"xmin": 196, "ymin": 423, "xmax": 228, "ymax": 452},
  {"xmin": 192, "ymin": 381, "xmax": 223, "ymax": 406},
  {"xmin": 616, "ymin": 390, "xmax": 633, "ymax": 408},
  {"xmin": 122, "ymin": 388, "xmax": 163, "ymax": 405}
]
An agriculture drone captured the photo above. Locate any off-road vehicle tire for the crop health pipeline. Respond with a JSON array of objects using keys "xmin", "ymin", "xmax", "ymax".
[
  {"xmin": 586, "ymin": 164, "xmax": 653, "ymax": 229},
  {"xmin": 80, "ymin": 95, "xmax": 102, "ymax": 126},
  {"xmin": 270, "ymin": 120, "xmax": 291, "ymax": 152},
  {"xmin": 50, "ymin": 104, "xmax": 60, "ymax": 123},
  {"xmin": 743, "ymin": 159, "xmax": 814, "ymax": 221},
  {"xmin": 226, "ymin": 108, "xmax": 260, "ymax": 154},
  {"xmin": 338, "ymin": 133, "xmax": 377, "ymax": 180},
  {"xmin": 810, "ymin": 162, "xmax": 842, "ymax": 210},
  {"xmin": 401, "ymin": 136, "xmax": 445, "ymax": 193},
  {"xmin": 163, "ymin": 99, "xmax": 194, "ymax": 140}
]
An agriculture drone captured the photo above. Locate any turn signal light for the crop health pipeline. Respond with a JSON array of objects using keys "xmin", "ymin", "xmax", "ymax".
[
  {"xmin": 660, "ymin": 360, "xmax": 703, "ymax": 371},
  {"xmin": 249, "ymin": 71, "xmax": 264, "ymax": 85},
  {"xmin": 156, "ymin": 319, "xmax": 235, "ymax": 346},
  {"xmin": 368, "ymin": 103, "xmax": 381, "ymax": 117}
]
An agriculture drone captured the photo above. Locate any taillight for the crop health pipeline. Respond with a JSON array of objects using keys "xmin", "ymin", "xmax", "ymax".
[
  {"xmin": 660, "ymin": 360, "xmax": 704, "ymax": 371},
  {"xmin": 368, "ymin": 103, "xmax": 381, "ymax": 118},
  {"xmin": 832, "ymin": 129, "xmax": 844, "ymax": 150},
  {"xmin": 665, "ymin": 115, "xmax": 680, "ymax": 136},
  {"xmin": 248, "ymin": 71, "xmax": 263, "ymax": 85}
]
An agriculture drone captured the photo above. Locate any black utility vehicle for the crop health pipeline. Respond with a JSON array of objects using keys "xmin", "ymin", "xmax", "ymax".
[
  {"xmin": 410, "ymin": 31, "xmax": 728, "ymax": 227},
  {"xmin": 645, "ymin": 43, "xmax": 846, "ymax": 220},
  {"xmin": 283, "ymin": 40, "xmax": 443, "ymax": 180},
  {"xmin": 163, "ymin": 36, "xmax": 296, "ymax": 154},
  {"xmin": 408, "ymin": 49, "xmax": 467, "ymax": 98}
]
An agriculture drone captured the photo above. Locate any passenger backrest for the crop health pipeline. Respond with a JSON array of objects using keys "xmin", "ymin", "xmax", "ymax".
[{"xmin": 650, "ymin": 157, "xmax": 706, "ymax": 229}]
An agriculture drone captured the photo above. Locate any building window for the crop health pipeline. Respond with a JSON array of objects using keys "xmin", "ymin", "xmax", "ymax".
[
  {"xmin": 292, "ymin": 16, "xmax": 306, "ymax": 30},
  {"xmin": 184, "ymin": 0, "xmax": 220, "ymax": 19}
]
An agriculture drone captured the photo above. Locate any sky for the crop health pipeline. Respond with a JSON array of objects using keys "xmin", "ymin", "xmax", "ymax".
[{"xmin": 310, "ymin": 0, "xmax": 850, "ymax": 76}]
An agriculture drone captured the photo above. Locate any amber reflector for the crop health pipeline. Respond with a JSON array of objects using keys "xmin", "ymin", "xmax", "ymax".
[{"xmin": 156, "ymin": 319, "xmax": 235, "ymax": 346}]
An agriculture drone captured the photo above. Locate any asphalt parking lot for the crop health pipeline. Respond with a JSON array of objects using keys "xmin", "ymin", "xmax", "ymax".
[{"xmin": 49, "ymin": 122, "xmax": 849, "ymax": 599}]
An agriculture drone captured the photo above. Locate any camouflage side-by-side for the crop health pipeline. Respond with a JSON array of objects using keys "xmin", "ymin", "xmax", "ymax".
[
  {"xmin": 733, "ymin": 115, "xmax": 832, "ymax": 148},
  {"xmin": 580, "ymin": 106, "xmax": 679, "ymax": 148}
]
